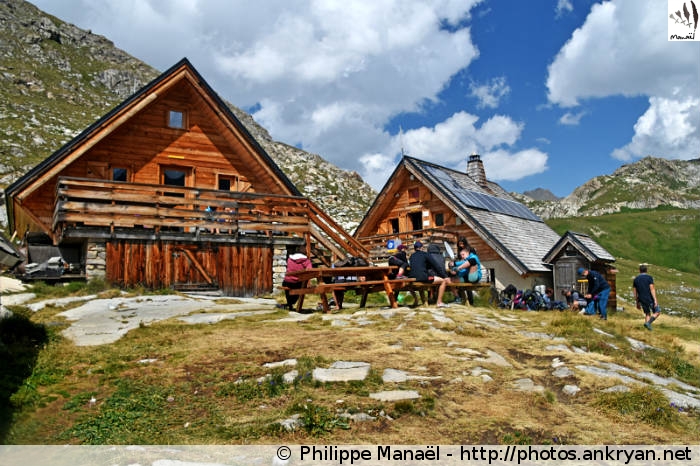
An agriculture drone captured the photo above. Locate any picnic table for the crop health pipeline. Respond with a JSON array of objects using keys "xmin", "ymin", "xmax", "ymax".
[{"xmin": 285, "ymin": 265, "xmax": 415, "ymax": 313}]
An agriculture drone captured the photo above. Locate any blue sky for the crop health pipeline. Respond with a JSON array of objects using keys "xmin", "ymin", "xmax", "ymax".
[{"xmin": 31, "ymin": 0, "xmax": 699, "ymax": 197}]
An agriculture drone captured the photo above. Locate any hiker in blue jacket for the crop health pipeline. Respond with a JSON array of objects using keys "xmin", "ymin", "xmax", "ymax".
[{"xmin": 578, "ymin": 267, "xmax": 611, "ymax": 320}]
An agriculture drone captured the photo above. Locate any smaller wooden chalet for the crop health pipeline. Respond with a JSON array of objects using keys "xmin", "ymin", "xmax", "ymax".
[
  {"xmin": 4, "ymin": 58, "xmax": 366, "ymax": 295},
  {"xmin": 543, "ymin": 231, "xmax": 617, "ymax": 310},
  {"xmin": 354, "ymin": 154, "xmax": 616, "ymax": 307}
]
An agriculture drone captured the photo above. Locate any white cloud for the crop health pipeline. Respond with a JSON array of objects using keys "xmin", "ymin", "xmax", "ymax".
[
  {"xmin": 612, "ymin": 96, "xmax": 700, "ymax": 161},
  {"xmin": 547, "ymin": 0, "xmax": 700, "ymax": 162},
  {"xmin": 559, "ymin": 111, "xmax": 586, "ymax": 126},
  {"xmin": 482, "ymin": 149, "xmax": 549, "ymax": 181},
  {"xmin": 358, "ymin": 111, "xmax": 546, "ymax": 189},
  {"xmin": 469, "ymin": 77, "xmax": 510, "ymax": 109},
  {"xmin": 555, "ymin": 0, "xmax": 573, "ymax": 18}
]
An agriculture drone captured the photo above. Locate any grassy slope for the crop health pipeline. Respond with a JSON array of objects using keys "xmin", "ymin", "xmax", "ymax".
[
  {"xmin": 546, "ymin": 207, "xmax": 700, "ymax": 275},
  {"xmin": 1, "ymin": 285, "xmax": 698, "ymax": 445}
]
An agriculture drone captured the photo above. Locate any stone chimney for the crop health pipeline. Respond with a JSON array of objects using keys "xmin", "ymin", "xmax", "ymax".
[{"xmin": 466, "ymin": 153, "xmax": 487, "ymax": 187}]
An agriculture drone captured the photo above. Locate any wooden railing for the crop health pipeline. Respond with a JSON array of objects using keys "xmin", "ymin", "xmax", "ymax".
[
  {"xmin": 357, "ymin": 228, "xmax": 460, "ymax": 260},
  {"xmin": 52, "ymin": 177, "xmax": 368, "ymax": 260}
]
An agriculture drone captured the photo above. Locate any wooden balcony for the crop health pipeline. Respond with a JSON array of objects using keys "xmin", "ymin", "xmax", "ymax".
[
  {"xmin": 358, "ymin": 228, "xmax": 461, "ymax": 260},
  {"xmin": 52, "ymin": 177, "xmax": 368, "ymax": 263}
]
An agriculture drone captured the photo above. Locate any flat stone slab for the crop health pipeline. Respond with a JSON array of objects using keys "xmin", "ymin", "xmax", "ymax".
[
  {"xmin": 0, "ymin": 292, "xmax": 36, "ymax": 306},
  {"xmin": 57, "ymin": 295, "xmax": 278, "ymax": 346},
  {"xmin": 553, "ymin": 366, "xmax": 575, "ymax": 378},
  {"xmin": 369, "ymin": 390, "xmax": 421, "ymax": 401},
  {"xmin": 313, "ymin": 361, "xmax": 370, "ymax": 382},
  {"xmin": 513, "ymin": 378, "xmax": 544, "ymax": 393},
  {"xmin": 563, "ymin": 384, "xmax": 580, "ymax": 396},
  {"xmin": 263, "ymin": 359, "xmax": 298, "ymax": 369},
  {"xmin": 177, "ymin": 310, "xmax": 273, "ymax": 324},
  {"xmin": 475, "ymin": 349, "xmax": 512, "ymax": 367}
]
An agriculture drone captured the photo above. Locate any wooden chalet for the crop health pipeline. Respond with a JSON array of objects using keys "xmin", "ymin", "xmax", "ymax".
[
  {"xmin": 354, "ymin": 154, "xmax": 616, "ymax": 307},
  {"xmin": 4, "ymin": 58, "xmax": 366, "ymax": 296},
  {"xmin": 543, "ymin": 231, "xmax": 617, "ymax": 310}
]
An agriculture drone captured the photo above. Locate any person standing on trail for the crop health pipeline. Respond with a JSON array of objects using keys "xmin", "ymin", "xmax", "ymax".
[{"xmin": 633, "ymin": 264, "xmax": 660, "ymax": 331}]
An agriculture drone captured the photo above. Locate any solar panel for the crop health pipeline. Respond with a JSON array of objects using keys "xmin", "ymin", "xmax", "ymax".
[{"xmin": 422, "ymin": 164, "xmax": 541, "ymax": 222}]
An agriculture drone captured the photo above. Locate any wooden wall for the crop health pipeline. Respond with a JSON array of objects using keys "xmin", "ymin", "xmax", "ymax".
[
  {"xmin": 106, "ymin": 240, "xmax": 273, "ymax": 296},
  {"xmin": 369, "ymin": 172, "xmax": 501, "ymax": 263},
  {"xmin": 16, "ymin": 78, "xmax": 286, "ymax": 238}
]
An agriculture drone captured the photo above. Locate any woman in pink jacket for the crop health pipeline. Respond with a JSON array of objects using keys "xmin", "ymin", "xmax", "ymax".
[{"xmin": 282, "ymin": 247, "xmax": 312, "ymax": 310}]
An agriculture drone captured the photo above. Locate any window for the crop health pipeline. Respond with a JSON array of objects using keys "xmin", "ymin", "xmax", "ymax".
[
  {"xmin": 218, "ymin": 175, "xmax": 239, "ymax": 191},
  {"xmin": 168, "ymin": 110, "xmax": 186, "ymax": 129},
  {"xmin": 112, "ymin": 167, "xmax": 128, "ymax": 182},
  {"xmin": 409, "ymin": 211, "xmax": 423, "ymax": 231},
  {"xmin": 389, "ymin": 218, "xmax": 399, "ymax": 234},
  {"xmin": 160, "ymin": 166, "xmax": 189, "ymax": 198},
  {"xmin": 163, "ymin": 169, "xmax": 186, "ymax": 186},
  {"xmin": 408, "ymin": 188, "xmax": 420, "ymax": 203},
  {"xmin": 434, "ymin": 213, "xmax": 444, "ymax": 226}
]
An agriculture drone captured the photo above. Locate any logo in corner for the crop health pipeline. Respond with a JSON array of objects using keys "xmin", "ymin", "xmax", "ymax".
[{"xmin": 668, "ymin": 0, "xmax": 700, "ymax": 41}]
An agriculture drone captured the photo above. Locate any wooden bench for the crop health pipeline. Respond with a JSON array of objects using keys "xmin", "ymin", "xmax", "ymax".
[
  {"xmin": 280, "ymin": 276, "xmax": 416, "ymax": 313},
  {"xmin": 397, "ymin": 280, "xmax": 492, "ymax": 306}
]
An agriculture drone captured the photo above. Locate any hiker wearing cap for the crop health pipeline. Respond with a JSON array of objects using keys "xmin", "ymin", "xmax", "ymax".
[
  {"xmin": 633, "ymin": 264, "xmax": 660, "ymax": 331},
  {"xmin": 408, "ymin": 241, "xmax": 451, "ymax": 308},
  {"xmin": 578, "ymin": 267, "xmax": 611, "ymax": 320}
]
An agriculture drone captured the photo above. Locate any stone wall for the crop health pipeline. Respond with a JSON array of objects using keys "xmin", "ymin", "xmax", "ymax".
[
  {"xmin": 272, "ymin": 245, "xmax": 288, "ymax": 291},
  {"xmin": 85, "ymin": 240, "xmax": 106, "ymax": 282}
]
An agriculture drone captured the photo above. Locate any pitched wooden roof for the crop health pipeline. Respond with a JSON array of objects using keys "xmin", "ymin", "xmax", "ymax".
[
  {"xmin": 357, "ymin": 156, "xmax": 562, "ymax": 275},
  {"xmin": 543, "ymin": 231, "xmax": 616, "ymax": 264},
  {"xmin": 5, "ymin": 57, "xmax": 301, "ymax": 206}
]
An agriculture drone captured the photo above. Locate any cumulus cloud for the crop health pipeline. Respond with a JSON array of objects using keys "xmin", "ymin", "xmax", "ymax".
[
  {"xmin": 612, "ymin": 96, "xmax": 700, "ymax": 161},
  {"xmin": 559, "ymin": 111, "xmax": 586, "ymax": 126},
  {"xmin": 32, "ymin": 0, "xmax": 547, "ymax": 191},
  {"xmin": 547, "ymin": 0, "xmax": 699, "ymax": 162},
  {"xmin": 469, "ymin": 77, "xmax": 510, "ymax": 109},
  {"xmin": 358, "ymin": 111, "xmax": 547, "ymax": 189}
]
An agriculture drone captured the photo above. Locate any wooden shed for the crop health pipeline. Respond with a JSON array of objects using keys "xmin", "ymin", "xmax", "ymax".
[
  {"xmin": 543, "ymin": 231, "xmax": 617, "ymax": 311},
  {"xmin": 4, "ymin": 58, "xmax": 366, "ymax": 295},
  {"xmin": 354, "ymin": 154, "xmax": 565, "ymax": 291}
]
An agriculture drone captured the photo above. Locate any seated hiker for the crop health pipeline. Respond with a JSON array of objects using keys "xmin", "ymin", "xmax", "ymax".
[
  {"xmin": 408, "ymin": 241, "xmax": 451, "ymax": 308},
  {"xmin": 542, "ymin": 288, "xmax": 567, "ymax": 310},
  {"xmin": 562, "ymin": 288, "xmax": 587, "ymax": 312},
  {"xmin": 281, "ymin": 246, "xmax": 312, "ymax": 310},
  {"xmin": 451, "ymin": 247, "xmax": 483, "ymax": 282},
  {"xmin": 388, "ymin": 244, "xmax": 409, "ymax": 279}
]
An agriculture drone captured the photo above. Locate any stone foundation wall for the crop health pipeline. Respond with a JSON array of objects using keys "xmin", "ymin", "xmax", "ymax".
[
  {"xmin": 272, "ymin": 245, "xmax": 287, "ymax": 291},
  {"xmin": 85, "ymin": 240, "xmax": 106, "ymax": 282}
]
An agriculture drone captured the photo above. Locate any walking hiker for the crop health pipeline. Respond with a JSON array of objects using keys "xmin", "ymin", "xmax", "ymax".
[
  {"xmin": 633, "ymin": 264, "xmax": 660, "ymax": 330},
  {"xmin": 578, "ymin": 267, "xmax": 611, "ymax": 320}
]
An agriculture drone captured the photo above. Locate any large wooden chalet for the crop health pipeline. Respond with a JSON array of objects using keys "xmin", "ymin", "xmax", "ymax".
[
  {"xmin": 354, "ymin": 154, "xmax": 617, "ymax": 309},
  {"xmin": 4, "ymin": 58, "xmax": 366, "ymax": 296}
]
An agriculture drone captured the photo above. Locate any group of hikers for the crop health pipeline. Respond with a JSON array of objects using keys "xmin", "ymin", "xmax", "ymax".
[
  {"xmin": 280, "ymin": 241, "xmax": 662, "ymax": 330},
  {"xmin": 388, "ymin": 237, "xmax": 482, "ymax": 308},
  {"xmin": 546, "ymin": 263, "xmax": 661, "ymax": 330}
]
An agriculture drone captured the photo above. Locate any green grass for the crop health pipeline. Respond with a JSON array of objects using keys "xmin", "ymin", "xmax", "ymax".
[
  {"xmin": 595, "ymin": 386, "xmax": 690, "ymax": 428},
  {"xmin": 546, "ymin": 207, "xmax": 700, "ymax": 275}
]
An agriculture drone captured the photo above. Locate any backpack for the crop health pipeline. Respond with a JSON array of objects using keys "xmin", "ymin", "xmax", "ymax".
[
  {"xmin": 512, "ymin": 290, "xmax": 527, "ymax": 310},
  {"xmin": 503, "ymin": 284, "xmax": 517, "ymax": 297},
  {"xmin": 522, "ymin": 289, "xmax": 545, "ymax": 311}
]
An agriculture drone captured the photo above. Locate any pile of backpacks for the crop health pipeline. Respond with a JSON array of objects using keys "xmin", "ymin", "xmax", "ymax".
[{"xmin": 497, "ymin": 284, "xmax": 566, "ymax": 311}]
